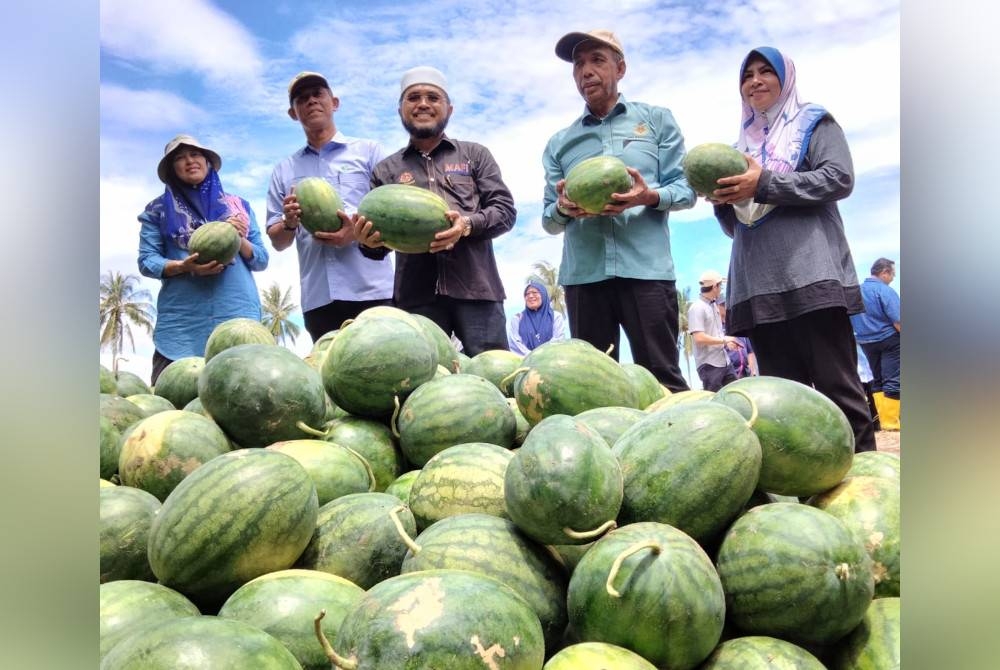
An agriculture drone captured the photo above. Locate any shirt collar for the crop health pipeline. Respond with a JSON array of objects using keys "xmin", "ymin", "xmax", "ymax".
[
  {"xmin": 301, "ymin": 131, "xmax": 349, "ymax": 156},
  {"xmin": 582, "ymin": 94, "xmax": 628, "ymax": 126},
  {"xmin": 402, "ymin": 134, "xmax": 456, "ymax": 157}
]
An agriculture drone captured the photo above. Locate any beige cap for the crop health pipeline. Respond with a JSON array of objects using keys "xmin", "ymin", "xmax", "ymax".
[
  {"xmin": 156, "ymin": 134, "xmax": 221, "ymax": 184},
  {"xmin": 699, "ymin": 270, "xmax": 726, "ymax": 287},
  {"xmin": 555, "ymin": 29, "xmax": 624, "ymax": 62},
  {"xmin": 400, "ymin": 65, "xmax": 448, "ymax": 96},
  {"xmin": 288, "ymin": 71, "xmax": 331, "ymax": 104}
]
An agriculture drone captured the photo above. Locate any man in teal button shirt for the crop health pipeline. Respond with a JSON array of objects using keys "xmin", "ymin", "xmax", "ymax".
[{"xmin": 542, "ymin": 29, "xmax": 695, "ymax": 391}]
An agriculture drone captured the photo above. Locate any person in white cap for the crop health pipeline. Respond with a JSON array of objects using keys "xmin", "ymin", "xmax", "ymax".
[
  {"xmin": 265, "ymin": 71, "xmax": 394, "ymax": 343},
  {"xmin": 687, "ymin": 270, "xmax": 741, "ymax": 391},
  {"xmin": 137, "ymin": 134, "xmax": 269, "ymax": 384},
  {"xmin": 542, "ymin": 29, "xmax": 696, "ymax": 392},
  {"xmin": 353, "ymin": 66, "xmax": 516, "ymax": 355}
]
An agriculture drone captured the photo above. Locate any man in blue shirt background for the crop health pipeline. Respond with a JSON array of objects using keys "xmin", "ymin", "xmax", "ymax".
[
  {"xmin": 542, "ymin": 29, "xmax": 695, "ymax": 392},
  {"xmin": 851, "ymin": 257, "xmax": 901, "ymax": 430}
]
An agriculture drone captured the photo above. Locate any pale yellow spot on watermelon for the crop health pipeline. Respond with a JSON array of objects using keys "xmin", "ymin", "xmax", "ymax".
[
  {"xmin": 389, "ymin": 577, "xmax": 445, "ymax": 648},
  {"xmin": 470, "ymin": 635, "xmax": 506, "ymax": 669},
  {"xmin": 520, "ymin": 370, "xmax": 545, "ymax": 422},
  {"xmin": 865, "ymin": 529, "xmax": 885, "ymax": 552}
]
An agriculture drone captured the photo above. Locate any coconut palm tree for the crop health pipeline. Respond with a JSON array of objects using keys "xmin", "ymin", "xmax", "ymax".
[
  {"xmin": 260, "ymin": 282, "xmax": 301, "ymax": 346},
  {"xmin": 526, "ymin": 260, "xmax": 565, "ymax": 314},
  {"xmin": 676, "ymin": 285, "xmax": 694, "ymax": 384},
  {"xmin": 99, "ymin": 271, "xmax": 155, "ymax": 375}
]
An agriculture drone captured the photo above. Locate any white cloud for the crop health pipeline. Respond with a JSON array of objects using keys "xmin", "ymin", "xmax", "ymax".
[{"xmin": 101, "ymin": 84, "xmax": 208, "ymax": 132}]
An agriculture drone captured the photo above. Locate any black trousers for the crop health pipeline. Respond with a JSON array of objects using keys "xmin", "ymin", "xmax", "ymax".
[
  {"xmin": 407, "ymin": 297, "xmax": 509, "ymax": 357},
  {"xmin": 748, "ymin": 307, "xmax": 877, "ymax": 452},
  {"xmin": 303, "ymin": 298, "xmax": 394, "ymax": 343},
  {"xmin": 565, "ymin": 278, "xmax": 689, "ymax": 393}
]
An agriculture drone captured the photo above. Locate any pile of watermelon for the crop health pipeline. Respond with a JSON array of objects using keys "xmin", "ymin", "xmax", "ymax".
[{"xmin": 99, "ymin": 308, "xmax": 901, "ymax": 669}]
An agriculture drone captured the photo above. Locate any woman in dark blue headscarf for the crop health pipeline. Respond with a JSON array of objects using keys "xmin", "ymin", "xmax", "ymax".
[{"xmin": 507, "ymin": 281, "xmax": 566, "ymax": 354}]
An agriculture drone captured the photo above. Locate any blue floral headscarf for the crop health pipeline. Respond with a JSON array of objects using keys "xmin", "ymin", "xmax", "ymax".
[{"xmin": 159, "ymin": 166, "xmax": 248, "ymax": 249}]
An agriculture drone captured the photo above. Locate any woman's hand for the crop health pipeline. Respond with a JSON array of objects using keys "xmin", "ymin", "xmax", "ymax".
[
  {"xmin": 170, "ymin": 253, "xmax": 224, "ymax": 277},
  {"xmin": 711, "ymin": 154, "xmax": 762, "ymax": 205},
  {"xmin": 226, "ymin": 215, "xmax": 249, "ymax": 238}
]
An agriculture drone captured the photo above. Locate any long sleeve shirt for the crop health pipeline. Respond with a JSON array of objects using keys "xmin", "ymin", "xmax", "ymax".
[
  {"xmin": 362, "ymin": 136, "xmax": 516, "ymax": 307},
  {"xmin": 138, "ymin": 195, "xmax": 268, "ymax": 360},
  {"xmin": 851, "ymin": 277, "xmax": 901, "ymax": 343},
  {"xmin": 541, "ymin": 95, "xmax": 695, "ymax": 285},
  {"xmin": 714, "ymin": 117, "xmax": 863, "ymax": 334},
  {"xmin": 266, "ymin": 133, "xmax": 395, "ymax": 312}
]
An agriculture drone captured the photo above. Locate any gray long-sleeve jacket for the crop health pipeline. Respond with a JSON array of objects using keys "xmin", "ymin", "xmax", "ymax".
[{"xmin": 714, "ymin": 116, "xmax": 863, "ymax": 335}]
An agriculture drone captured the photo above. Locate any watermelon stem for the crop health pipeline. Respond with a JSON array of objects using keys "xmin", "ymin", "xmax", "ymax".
[
  {"xmin": 564, "ymin": 519, "xmax": 617, "ymax": 541},
  {"xmin": 499, "ymin": 367, "xmax": 530, "ymax": 393},
  {"xmin": 339, "ymin": 444, "xmax": 377, "ymax": 492},
  {"xmin": 390, "ymin": 396, "xmax": 401, "ymax": 438},
  {"xmin": 296, "ymin": 420, "xmax": 329, "ymax": 438},
  {"xmin": 389, "ymin": 505, "xmax": 422, "ymax": 555},
  {"xmin": 723, "ymin": 387, "xmax": 760, "ymax": 428},
  {"xmin": 605, "ymin": 343, "xmax": 615, "ymax": 356},
  {"xmin": 606, "ymin": 540, "xmax": 662, "ymax": 598},
  {"xmin": 835, "ymin": 562, "xmax": 851, "ymax": 581},
  {"xmin": 315, "ymin": 609, "xmax": 357, "ymax": 669}
]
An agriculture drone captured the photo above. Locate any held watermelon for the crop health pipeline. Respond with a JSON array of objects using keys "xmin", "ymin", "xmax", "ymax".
[
  {"xmin": 188, "ymin": 220, "xmax": 241, "ymax": 265},
  {"xmin": 295, "ymin": 176, "xmax": 345, "ymax": 234},
  {"xmin": 357, "ymin": 183, "xmax": 451, "ymax": 253},
  {"xmin": 682, "ymin": 142, "xmax": 749, "ymax": 196},
  {"xmin": 564, "ymin": 155, "xmax": 632, "ymax": 215}
]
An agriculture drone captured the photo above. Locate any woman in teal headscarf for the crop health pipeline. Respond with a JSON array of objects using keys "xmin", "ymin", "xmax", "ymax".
[
  {"xmin": 507, "ymin": 281, "xmax": 566, "ymax": 355},
  {"xmin": 709, "ymin": 47, "xmax": 875, "ymax": 452}
]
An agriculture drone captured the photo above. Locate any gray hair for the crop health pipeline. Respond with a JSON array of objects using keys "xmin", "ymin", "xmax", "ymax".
[{"xmin": 870, "ymin": 257, "xmax": 895, "ymax": 276}]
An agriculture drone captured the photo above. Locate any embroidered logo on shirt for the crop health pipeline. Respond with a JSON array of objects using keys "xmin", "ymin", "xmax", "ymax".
[
  {"xmin": 443, "ymin": 162, "xmax": 471, "ymax": 176},
  {"xmin": 398, "ymin": 171, "xmax": 415, "ymax": 185},
  {"xmin": 634, "ymin": 122, "xmax": 648, "ymax": 136}
]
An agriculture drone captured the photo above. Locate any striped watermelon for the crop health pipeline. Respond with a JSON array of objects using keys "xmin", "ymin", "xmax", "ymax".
[
  {"xmin": 716, "ymin": 503, "xmax": 874, "ymax": 645},
  {"xmin": 564, "ymin": 155, "xmax": 632, "ymax": 215},
  {"xmin": 401, "ymin": 513, "xmax": 568, "ymax": 649},
  {"xmin": 100, "ymin": 364, "xmax": 117, "ymax": 393},
  {"xmin": 100, "ymin": 580, "xmax": 199, "ymax": 660},
  {"xmin": 188, "ymin": 220, "xmax": 241, "ymax": 265},
  {"xmin": 573, "ymin": 406, "xmax": 645, "ymax": 447},
  {"xmin": 621, "ymin": 363, "xmax": 666, "ymax": 409},
  {"xmin": 124, "ymin": 394, "xmax": 176, "ymax": 416},
  {"xmin": 396, "ymin": 373, "xmax": 516, "ymax": 467},
  {"xmin": 322, "ymin": 416, "xmax": 404, "ymax": 492},
  {"xmin": 152, "ymin": 356, "xmax": 204, "ymax": 410},
  {"xmin": 204, "ymin": 317, "xmax": 275, "ymax": 361},
  {"xmin": 407, "ymin": 443, "xmax": 514, "ymax": 529},
  {"xmin": 847, "ymin": 451, "xmax": 900, "ymax": 481},
  {"xmin": 612, "ymin": 401, "xmax": 762, "ymax": 544},
  {"xmin": 384, "ymin": 469, "xmax": 420, "ymax": 503},
  {"xmin": 682, "ymin": 143, "xmax": 749, "ymax": 196},
  {"xmin": 324, "ymin": 569, "xmax": 544, "ymax": 669},
  {"xmin": 464, "ymin": 349, "xmax": 524, "ymax": 395},
  {"xmin": 809, "ymin": 475, "xmax": 900, "ymax": 597},
  {"xmin": 147, "ymin": 449, "xmax": 319, "ymax": 608},
  {"xmin": 297, "ymin": 492, "xmax": 416, "ymax": 589},
  {"xmin": 218, "ymin": 569, "xmax": 365, "ymax": 670},
  {"xmin": 115, "ymin": 370, "xmax": 151, "ymax": 397},
  {"xmin": 512, "ymin": 339, "xmax": 639, "ymax": 426},
  {"xmin": 544, "ymin": 642, "xmax": 657, "ymax": 669},
  {"xmin": 321, "ymin": 312, "xmax": 437, "ymax": 420},
  {"xmin": 356, "ymin": 183, "xmax": 451, "ymax": 253},
  {"xmin": 100, "ymin": 415, "xmax": 122, "ymax": 480},
  {"xmin": 100, "ymin": 486, "xmax": 162, "ymax": 583},
  {"xmin": 117, "ymin": 410, "xmax": 231, "ymax": 501},
  {"xmin": 644, "ymin": 389, "xmax": 714, "ymax": 413},
  {"xmin": 829, "ymin": 596, "xmax": 900, "ymax": 669},
  {"xmin": 295, "ymin": 176, "xmax": 345, "ymax": 234},
  {"xmin": 411, "ymin": 312, "xmax": 461, "ymax": 372},
  {"xmin": 714, "ymin": 376, "xmax": 855, "ymax": 496},
  {"xmin": 100, "ymin": 394, "xmax": 147, "ymax": 433},
  {"xmin": 100, "ymin": 615, "xmax": 301, "ymax": 669},
  {"xmin": 198, "ymin": 343, "xmax": 327, "ymax": 448},
  {"xmin": 568, "ymin": 521, "xmax": 725, "ymax": 669},
  {"xmin": 266, "ymin": 439, "xmax": 373, "ymax": 506},
  {"xmin": 699, "ymin": 636, "xmax": 826, "ymax": 669},
  {"xmin": 504, "ymin": 414, "xmax": 623, "ymax": 545}
]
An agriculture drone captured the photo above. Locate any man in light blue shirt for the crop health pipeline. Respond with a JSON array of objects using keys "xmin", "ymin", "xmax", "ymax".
[
  {"xmin": 542, "ymin": 30, "xmax": 695, "ymax": 392},
  {"xmin": 850, "ymin": 257, "xmax": 901, "ymax": 429},
  {"xmin": 266, "ymin": 71, "xmax": 394, "ymax": 341}
]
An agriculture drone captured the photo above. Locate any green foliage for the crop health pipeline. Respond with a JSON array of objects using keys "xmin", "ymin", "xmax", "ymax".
[
  {"xmin": 259, "ymin": 282, "xmax": 301, "ymax": 346},
  {"xmin": 99, "ymin": 271, "xmax": 155, "ymax": 374}
]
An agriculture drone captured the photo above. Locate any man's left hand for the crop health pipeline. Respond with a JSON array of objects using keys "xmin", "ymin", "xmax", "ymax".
[
  {"xmin": 429, "ymin": 211, "xmax": 468, "ymax": 253},
  {"xmin": 604, "ymin": 168, "xmax": 659, "ymax": 214},
  {"xmin": 313, "ymin": 211, "xmax": 357, "ymax": 248}
]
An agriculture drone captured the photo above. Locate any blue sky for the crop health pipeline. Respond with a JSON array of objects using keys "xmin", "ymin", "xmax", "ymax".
[{"xmin": 99, "ymin": 0, "xmax": 900, "ymax": 384}]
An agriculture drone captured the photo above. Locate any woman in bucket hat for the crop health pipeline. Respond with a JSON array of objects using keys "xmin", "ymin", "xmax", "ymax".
[{"xmin": 137, "ymin": 134, "xmax": 269, "ymax": 384}]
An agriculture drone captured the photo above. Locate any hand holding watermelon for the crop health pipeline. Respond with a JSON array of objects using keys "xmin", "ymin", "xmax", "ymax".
[
  {"xmin": 351, "ymin": 213, "xmax": 385, "ymax": 249},
  {"xmin": 710, "ymin": 153, "xmax": 762, "ymax": 205},
  {"xmin": 428, "ymin": 211, "xmax": 468, "ymax": 254}
]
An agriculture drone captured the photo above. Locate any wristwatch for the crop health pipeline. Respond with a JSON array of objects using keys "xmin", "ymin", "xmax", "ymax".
[{"xmin": 281, "ymin": 214, "xmax": 296, "ymax": 232}]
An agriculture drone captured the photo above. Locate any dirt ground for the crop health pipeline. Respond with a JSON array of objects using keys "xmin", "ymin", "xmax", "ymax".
[{"xmin": 875, "ymin": 430, "xmax": 900, "ymax": 455}]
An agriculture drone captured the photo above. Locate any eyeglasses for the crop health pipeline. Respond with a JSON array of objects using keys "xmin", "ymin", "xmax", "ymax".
[
  {"xmin": 293, "ymin": 87, "xmax": 326, "ymax": 104},
  {"xmin": 524, "ymin": 290, "xmax": 542, "ymax": 297},
  {"xmin": 403, "ymin": 91, "xmax": 446, "ymax": 105}
]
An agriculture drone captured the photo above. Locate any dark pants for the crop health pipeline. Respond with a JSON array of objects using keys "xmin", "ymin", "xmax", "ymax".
[
  {"xmin": 151, "ymin": 350, "xmax": 173, "ymax": 387},
  {"xmin": 861, "ymin": 332, "xmax": 901, "ymax": 399},
  {"xmin": 697, "ymin": 363, "xmax": 737, "ymax": 392},
  {"xmin": 748, "ymin": 307, "xmax": 877, "ymax": 453},
  {"xmin": 565, "ymin": 278, "xmax": 689, "ymax": 393},
  {"xmin": 303, "ymin": 298, "xmax": 394, "ymax": 343},
  {"xmin": 408, "ymin": 297, "xmax": 508, "ymax": 357}
]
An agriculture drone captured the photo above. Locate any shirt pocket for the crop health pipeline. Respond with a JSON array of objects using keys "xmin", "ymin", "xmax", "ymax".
[
  {"xmin": 332, "ymin": 171, "xmax": 371, "ymax": 212},
  {"xmin": 621, "ymin": 139, "xmax": 659, "ymax": 181},
  {"xmin": 443, "ymin": 174, "xmax": 478, "ymax": 209}
]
